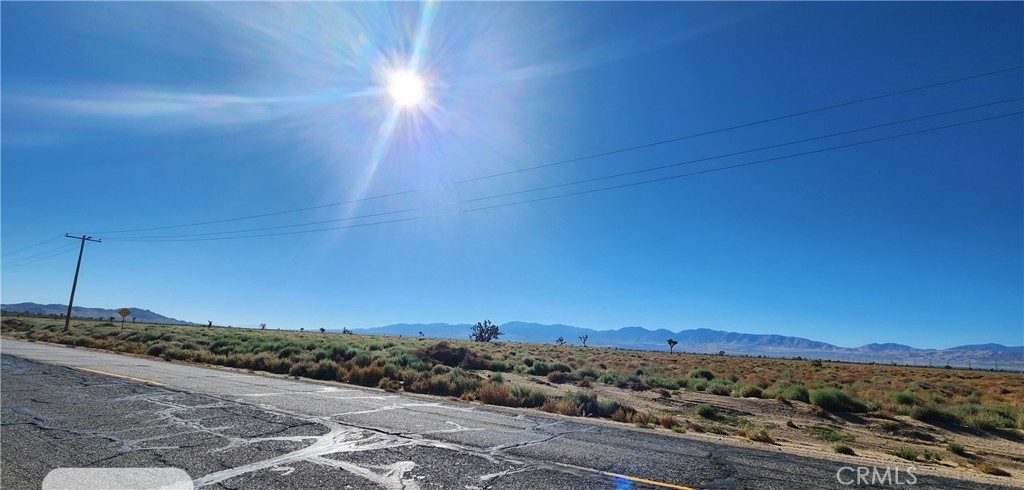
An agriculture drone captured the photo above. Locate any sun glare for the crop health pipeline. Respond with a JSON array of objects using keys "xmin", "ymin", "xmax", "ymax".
[{"xmin": 387, "ymin": 70, "xmax": 426, "ymax": 108}]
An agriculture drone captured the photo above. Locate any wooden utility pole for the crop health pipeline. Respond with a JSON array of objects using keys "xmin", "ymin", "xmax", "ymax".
[{"xmin": 63, "ymin": 234, "xmax": 101, "ymax": 331}]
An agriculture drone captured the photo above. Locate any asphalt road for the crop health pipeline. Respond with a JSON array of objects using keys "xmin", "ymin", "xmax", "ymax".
[{"xmin": 1, "ymin": 340, "xmax": 1018, "ymax": 490}]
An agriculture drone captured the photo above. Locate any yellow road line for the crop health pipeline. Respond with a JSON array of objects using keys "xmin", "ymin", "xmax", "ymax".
[
  {"xmin": 554, "ymin": 462, "xmax": 697, "ymax": 490},
  {"xmin": 77, "ymin": 368, "xmax": 164, "ymax": 386}
]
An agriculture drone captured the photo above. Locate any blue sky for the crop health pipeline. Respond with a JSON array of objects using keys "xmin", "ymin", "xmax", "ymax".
[{"xmin": 2, "ymin": 2, "xmax": 1021, "ymax": 349}]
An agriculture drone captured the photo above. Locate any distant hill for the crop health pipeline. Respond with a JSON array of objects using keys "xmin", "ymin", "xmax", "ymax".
[
  {"xmin": 1, "ymin": 302, "xmax": 195, "ymax": 325},
  {"xmin": 355, "ymin": 321, "xmax": 1023, "ymax": 371}
]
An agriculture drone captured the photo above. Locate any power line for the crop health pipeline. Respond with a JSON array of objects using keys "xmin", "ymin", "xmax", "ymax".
[
  {"xmin": 1, "ymin": 243, "xmax": 79, "ymax": 270},
  {"xmin": 462, "ymin": 111, "xmax": 1023, "ymax": 214},
  {"xmin": 101, "ymin": 110, "xmax": 1022, "ymax": 242},
  {"xmin": 90, "ymin": 65, "xmax": 1023, "ymax": 236},
  {"xmin": 101, "ymin": 98, "xmax": 1021, "ymax": 240},
  {"xmin": 1, "ymin": 235, "xmax": 63, "ymax": 257},
  {"xmin": 2, "ymin": 242, "xmax": 79, "ymax": 265}
]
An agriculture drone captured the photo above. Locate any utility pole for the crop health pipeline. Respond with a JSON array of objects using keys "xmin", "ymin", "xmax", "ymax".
[{"xmin": 63, "ymin": 234, "xmax": 101, "ymax": 331}]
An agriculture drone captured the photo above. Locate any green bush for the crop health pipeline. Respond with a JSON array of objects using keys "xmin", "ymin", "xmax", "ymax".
[
  {"xmin": 696, "ymin": 404, "xmax": 717, "ymax": 419},
  {"xmin": 891, "ymin": 391, "xmax": 920, "ymax": 406},
  {"xmin": 809, "ymin": 388, "xmax": 866, "ymax": 412},
  {"xmin": 781, "ymin": 385, "xmax": 810, "ymax": 403},
  {"xmin": 737, "ymin": 385, "xmax": 763, "ymax": 398},
  {"xmin": 645, "ymin": 374, "xmax": 681, "ymax": 390},
  {"xmin": 687, "ymin": 378, "xmax": 709, "ymax": 392},
  {"xmin": 528, "ymin": 361, "xmax": 552, "ymax": 376},
  {"xmin": 598, "ymin": 371, "xmax": 625, "ymax": 386},
  {"xmin": 894, "ymin": 446, "xmax": 919, "ymax": 461},
  {"xmin": 909, "ymin": 404, "xmax": 959, "ymax": 425},
  {"xmin": 688, "ymin": 368, "xmax": 715, "ymax": 381},
  {"xmin": 807, "ymin": 426, "xmax": 855, "ymax": 442},
  {"xmin": 510, "ymin": 386, "xmax": 548, "ymax": 408},
  {"xmin": 946, "ymin": 441, "xmax": 966, "ymax": 456}
]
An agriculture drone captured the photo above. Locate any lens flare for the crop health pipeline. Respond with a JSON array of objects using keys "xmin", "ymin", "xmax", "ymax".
[{"xmin": 387, "ymin": 70, "xmax": 426, "ymax": 108}]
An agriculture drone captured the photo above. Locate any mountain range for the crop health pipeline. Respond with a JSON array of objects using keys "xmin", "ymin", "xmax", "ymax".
[
  {"xmin": 352, "ymin": 321, "xmax": 1023, "ymax": 371},
  {"xmin": 2, "ymin": 303, "xmax": 1019, "ymax": 370},
  {"xmin": 1, "ymin": 302, "xmax": 194, "ymax": 325}
]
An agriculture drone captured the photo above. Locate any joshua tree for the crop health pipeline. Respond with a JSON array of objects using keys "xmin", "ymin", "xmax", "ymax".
[
  {"xmin": 419, "ymin": 331, "xmax": 424, "ymax": 339},
  {"xmin": 579, "ymin": 335, "xmax": 588, "ymax": 347},
  {"xmin": 300, "ymin": 327, "xmax": 305, "ymax": 333},
  {"xmin": 667, "ymin": 338, "xmax": 678, "ymax": 354},
  {"xmin": 319, "ymin": 327, "xmax": 326, "ymax": 334},
  {"xmin": 555, "ymin": 336, "xmax": 566, "ymax": 346},
  {"xmin": 470, "ymin": 320, "xmax": 502, "ymax": 342},
  {"xmin": 260, "ymin": 323, "xmax": 266, "ymax": 330}
]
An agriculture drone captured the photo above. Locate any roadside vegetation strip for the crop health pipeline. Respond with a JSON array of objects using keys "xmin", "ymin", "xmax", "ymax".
[{"xmin": 2, "ymin": 316, "xmax": 1022, "ymax": 436}]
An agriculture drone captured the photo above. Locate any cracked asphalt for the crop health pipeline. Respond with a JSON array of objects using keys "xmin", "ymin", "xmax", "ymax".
[{"xmin": 2, "ymin": 340, "xmax": 1018, "ymax": 489}]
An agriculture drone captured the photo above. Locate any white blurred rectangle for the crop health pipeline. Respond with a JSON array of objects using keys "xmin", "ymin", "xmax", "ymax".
[{"xmin": 42, "ymin": 468, "xmax": 193, "ymax": 490}]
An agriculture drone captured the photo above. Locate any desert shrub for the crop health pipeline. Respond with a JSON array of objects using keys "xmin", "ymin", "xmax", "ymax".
[
  {"xmin": 564, "ymin": 391, "xmax": 599, "ymax": 415},
  {"xmin": 688, "ymin": 368, "xmax": 715, "ymax": 380},
  {"xmin": 598, "ymin": 371, "xmax": 625, "ymax": 387},
  {"xmin": 832, "ymin": 443, "xmax": 856, "ymax": 455},
  {"xmin": 946, "ymin": 441, "xmax": 966, "ymax": 455},
  {"xmin": 488, "ymin": 360, "xmax": 510, "ymax": 372},
  {"xmin": 289, "ymin": 361, "xmax": 312, "ymax": 377},
  {"xmin": 593, "ymin": 400, "xmax": 621, "ymax": 418},
  {"xmin": 909, "ymin": 404, "xmax": 959, "ymax": 425},
  {"xmin": 353, "ymin": 352, "xmax": 374, "ymax": 368},
  {"xmin": 550, "ymin": 362, "xmax": 572, "ymax": 373},
  {"xmin": 611, "ymin": 407, "xmax": 635, "ymax": 423},
  {"xmin": 311, "ymin": 360, "xmax": 338, "ymax": 381},
  {"xmin": 806, "ymin": 426, "xmax": 855, "ymax": 442},
  {"xmin": 277, "ymin": 346, "xmax": 302, "ymax": 359},
  {"xmin": 407, "ymin": 374, "xmax": 456, "ymax": 396},
  {"xmin": 696, "ymin": 404, "xmax": 717, "ymax": 419},
  {"xmin": 737, "ymin": 385, "xmax": 763, "ymax": 398},
  {"xmin": 961, "ymin": 409, "xmax": 1016, "ymax": 430},
  {"xmin": 376, "ymin": 377, "xmax": 400, "ymax": 392},
  {"xmin": 781, "ymin": 385, "xmax": 810, "ymax": 403},
  {"xmin": 529, "ymin": 361, "xmax": 552, "ymax": 376},
  {"xmin": 742, "ymin": 427, "xmax": 773, "ymax": 443},
  {"xmin": 226, "ymin": 353, "xmax": 255, "ymax": 369},
  {"xmin": 707, "ymin": 380, "xmax": 733, "ymax": 396},
  {"xmin": 894, "ymin": 446, "xmax": 919, "ymax": 461},
  {"xmin": 631, "ymin": 411, "xmax": 656, "ymax": 426},
  {"xmin": 686, "ymin": 378, "xmax": 709, "ymax": 392},
  {"xmin": 891, "ymin": 391, "xmax": 920, "ymax": 406},
  {"xmin": 146, "ymin": 343, "xmax": 170, "ymax": 356},
  {"xmin": 431, "ymin": 364, "xmax": 451, "ymax": 375},
  {"xmin": 511, "ymin": 386, "xmax": 548, "ymax": 407},
  {"xmin": 446, "ymin": 369, "xmax": 482, "ymax": 396},
  {"xmin": 547, "ymin": 371, "xmax": 571, "ymax": 384},
  {"xmin": 478, "ymin": 383, "xmax": 515, "ymax": 406},
  {"xmin": 346, "ymin": 365, "xmax": 385, "ymax": 386},
  {"xmin": 658, "ymin": 415, "xmax": 681, "ymax": 429},
  {"xmin": 573, "ymin": 367, "xmax": 599, "ymax": 381},
  {"xmin": 645, "ymin": 374, "xmax": 681, "ymax": 390},
  {"xmin": 490, "ymin": 372, "xmax": 505, "ymax": 383},
  {"xmin": 809, "ymin": 388, "xmax": 866, "ymax": 412}
]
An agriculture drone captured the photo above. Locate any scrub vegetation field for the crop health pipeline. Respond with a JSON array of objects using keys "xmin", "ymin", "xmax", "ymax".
[{"xmin": 3, "ymin": 316, "xmax": 1022, "ymax": 483}]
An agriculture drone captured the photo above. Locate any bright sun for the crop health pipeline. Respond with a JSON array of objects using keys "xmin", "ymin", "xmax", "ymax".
[{"xmin": 387, "ymin": 70, "xmax": 426, "ymax": 108}]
